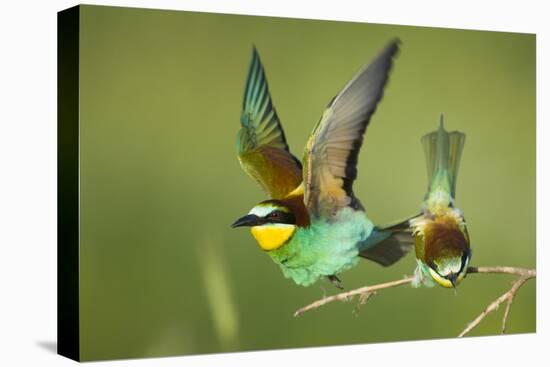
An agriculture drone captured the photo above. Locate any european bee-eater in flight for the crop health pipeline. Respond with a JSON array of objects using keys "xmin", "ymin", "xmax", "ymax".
[
  {"xmin": 410, "ymin": 116, "xmax": 471, "ymax": 288},
  {"xmin": 231, "ymin": 40, "xmax": 415, "ymax": 288}
]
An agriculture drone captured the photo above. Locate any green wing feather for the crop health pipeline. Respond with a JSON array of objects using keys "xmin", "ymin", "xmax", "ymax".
[
  {"xmin": 422, "ymin": 114, "xmax": 466, "ymax": 204},
  {"xmin": 303, "ymin": 40, "xmax": 400, "ymax": 218},
  {"xmin": 237, "ymin": 47, "xmax": 302, "ymax": 199}
]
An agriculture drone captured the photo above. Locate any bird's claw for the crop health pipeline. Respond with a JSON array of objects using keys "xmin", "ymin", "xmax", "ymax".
[{"xmin": 327, "ymin": 275, "xmax": 344, "ymax": 290}]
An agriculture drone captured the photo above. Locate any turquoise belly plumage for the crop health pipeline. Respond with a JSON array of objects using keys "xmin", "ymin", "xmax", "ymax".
[{"xmin": 269, "ymin": 208, "xmax": 374, "ymax": 286}]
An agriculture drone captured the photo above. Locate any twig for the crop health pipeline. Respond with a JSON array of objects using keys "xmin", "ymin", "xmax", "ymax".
[
  {"xmin": 458, "ymin": 272, "xmax": 534, "ymax": 337},
  {"xmin": 294, "ymin": 266, "xmax": 536, "ymax": 337},
  {"xmin": 502, "ymin": 297, "xmax": 514, "ymax": 334},
  {"xmin": 294, "ymin": 276, "xmax": 414, "ymax": 317},
  {"xmin": 466, "ymin": 266, "xmax": 535, "ymax": 277}
]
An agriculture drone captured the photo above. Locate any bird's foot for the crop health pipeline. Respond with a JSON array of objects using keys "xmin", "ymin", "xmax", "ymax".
[{"xmin": 327, "ymin": 275, "xmax": 344, "ymax": 290}]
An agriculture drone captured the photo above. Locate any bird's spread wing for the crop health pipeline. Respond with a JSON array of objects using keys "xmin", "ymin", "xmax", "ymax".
[
  {"xmin": 237, "ymin": 47, "xmax": 302, "ymax": 199},
  {"xmin": 303, "ymin": 40, "xmax": 400, "ymax": 218}
]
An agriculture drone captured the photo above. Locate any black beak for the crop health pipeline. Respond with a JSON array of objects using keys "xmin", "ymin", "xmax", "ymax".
[
  {"xmin": 231, "ymin": 214, "xmax": 261, "ymax": 228},
  {"xmin": 447, "ymin": 273, "xmax": 458, "ymax": 288}
]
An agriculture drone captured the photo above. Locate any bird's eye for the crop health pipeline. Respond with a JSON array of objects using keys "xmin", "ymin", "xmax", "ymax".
[
  {"xmin": 268, "ymin": 211, "xmax": 280, "ymax": 219},
  {"xmin": 428, "ymin": 261, "xmax": 439, "ymax": 274}
]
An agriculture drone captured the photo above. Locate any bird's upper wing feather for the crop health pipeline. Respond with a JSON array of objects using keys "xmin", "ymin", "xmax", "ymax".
[
  {"xmin": 237, "ymin": 47, "xmax": 302, "ymax": 199},
  {"xmin": 303, "ymin": 40, "xmax": 400, "ymax": 218}
]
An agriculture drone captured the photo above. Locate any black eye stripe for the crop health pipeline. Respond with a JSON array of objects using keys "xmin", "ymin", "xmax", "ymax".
[
  {"xmin": 265, "ymin": 210, "xmax": 295, "ymax": 224},
  {"xmin": 459, "ymin": 250, "xmax": 470, "ymax": 273},
  {"xmin": 428, "ymin": 262, "xmax": 447, "ymax": 280}
]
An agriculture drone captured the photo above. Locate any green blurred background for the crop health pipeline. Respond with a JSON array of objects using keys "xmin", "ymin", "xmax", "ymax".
[{"xmin": 77, "ymin": 5, "xmax": 535, "ymax": 361}]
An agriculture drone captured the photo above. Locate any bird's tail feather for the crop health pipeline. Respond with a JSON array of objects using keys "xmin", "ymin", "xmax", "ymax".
[
  {"xmin": 359, "ymin": 216, "xmax": 418, "ymax": 266},
  {"xmin": 421, "ymin": 114, "xmax": 465, "ymax": 200}
]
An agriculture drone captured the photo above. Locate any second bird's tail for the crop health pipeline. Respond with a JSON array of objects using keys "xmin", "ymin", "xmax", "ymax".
[{"xmin": 422, "ymin": 115, "xmax": 465, "ymax": 206}]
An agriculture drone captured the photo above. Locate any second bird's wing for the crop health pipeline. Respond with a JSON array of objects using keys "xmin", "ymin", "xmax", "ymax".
[
  {"xmin": 237, "ymin": 47, "xmax": 303, "ymax": 199},
  {"xmin": 303, "ymin": 40, "xmax": 400, "ymax": 218}
]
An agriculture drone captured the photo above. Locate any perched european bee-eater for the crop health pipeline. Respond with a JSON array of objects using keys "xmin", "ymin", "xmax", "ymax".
[
  {"xmin": 231, "ymin": 40, "xmax": 415, "ymax": 288},
  {"xmin": 410, "ymin": 116, "xmax": 471, "ymax": 288}
]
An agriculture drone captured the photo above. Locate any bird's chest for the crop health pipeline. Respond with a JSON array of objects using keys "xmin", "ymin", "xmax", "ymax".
[{"xmin": 268, "ymin": 208, "xmax": 373, "ymax": 286}]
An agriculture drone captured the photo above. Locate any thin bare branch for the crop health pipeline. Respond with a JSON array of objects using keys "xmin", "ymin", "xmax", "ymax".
[
  {"xmin": 459, "ymin": 274, "xmax": 534, "ymax": 337},
  {"xmin": 502, "ymin": 297, "xmax": 514, "ymax": 334},
  {"xmin": 294, "ymin": 276, "xmax": 414, "ymax": 317},
  {"xmin": 294, "ymin": 266, "xmax": 536, "ymax": 337},
  {"xmin": 467, "ymin": 266, "xmax": 536, "ymax": 277}
]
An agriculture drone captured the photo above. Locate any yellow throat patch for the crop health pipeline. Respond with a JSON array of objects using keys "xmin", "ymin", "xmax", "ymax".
[
  {"xmin": 427, "ymin": 267, "xmax": 467, "ymax": 288},
  {"xmin": 250, "ymin": 224, "xmax": 296, "ymax": 251}
]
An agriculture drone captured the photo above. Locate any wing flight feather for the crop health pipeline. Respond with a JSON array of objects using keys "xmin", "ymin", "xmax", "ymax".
[
  {"xmin": 303, "ymin": 40, "xmax": 400, "ymax": 218},
  {"xmin": 237, "ymin": 47, "xmax": 302, "ymax": 199}
]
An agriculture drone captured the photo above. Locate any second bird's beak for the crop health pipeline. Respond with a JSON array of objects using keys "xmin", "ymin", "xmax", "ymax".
[
  {"xmin": 231, "ymin": 214, "xmax": 261, "ymax": 228},
  {"xmin": 448, "ymin": 273, "xmax": 458, "ymax": 288}
]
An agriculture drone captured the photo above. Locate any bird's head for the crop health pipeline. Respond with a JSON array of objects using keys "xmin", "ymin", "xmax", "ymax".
[
  {"xmin": 231, "ymin": 200, "xmax": 296, "ymax": 251},
  {"xmin": 418, "ymin": 213, "xmax": 472, "ymax": 288},
  {"xmin": 426, "ymin": 249, "xmax": 471, "ymax": 288}
]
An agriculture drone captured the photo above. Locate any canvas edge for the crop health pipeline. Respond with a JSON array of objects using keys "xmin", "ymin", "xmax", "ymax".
[{"xmin": 57, "ymin": 4, "xmax": 81, "ymax": 362}]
